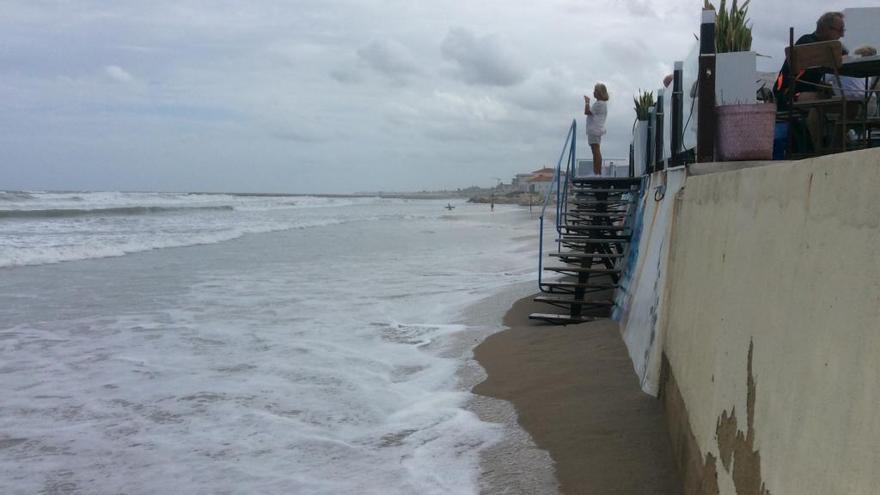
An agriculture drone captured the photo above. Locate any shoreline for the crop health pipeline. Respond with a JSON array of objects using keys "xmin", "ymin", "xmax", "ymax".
[
  {"xmin": 453, "ymin": 282, "xmax": 558, "ymax": 494},
  {"xmin": 468, "ymin": 293, "xmax": 681, "ymax": 494}
]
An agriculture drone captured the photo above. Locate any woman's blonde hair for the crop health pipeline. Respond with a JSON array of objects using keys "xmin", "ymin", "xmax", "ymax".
[{"xmin": 594, "ymin": 83, "xmax": 609, "ymax": 101}]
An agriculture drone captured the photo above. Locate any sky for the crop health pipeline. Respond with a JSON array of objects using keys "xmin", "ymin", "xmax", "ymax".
[{"xmin": 0, "ymin": 0, "xmax": 867, "ymax": 193}]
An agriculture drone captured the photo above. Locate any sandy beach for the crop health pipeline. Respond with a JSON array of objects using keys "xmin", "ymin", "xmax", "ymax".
[{"xmin": 472, "ymin": 294, "xmax": 680, "ymax": 494}]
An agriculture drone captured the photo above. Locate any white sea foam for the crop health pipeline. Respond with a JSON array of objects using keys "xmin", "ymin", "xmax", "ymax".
[
  {"xmin": 0, "ymin": 194, "xmax": 538, "ymax": 494},
  {"xmin": 0, "ymin": 218, "xmax": 353, "ymax": 268}
]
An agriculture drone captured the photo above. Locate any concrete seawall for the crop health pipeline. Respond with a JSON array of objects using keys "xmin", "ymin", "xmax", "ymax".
[{"xmin": 619, "ymin": 149, "xmax": 880, "ymax": 494}]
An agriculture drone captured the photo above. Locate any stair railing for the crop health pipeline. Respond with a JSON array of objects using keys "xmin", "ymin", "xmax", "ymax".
[{"xmin": 538, "ymin": 119, "xmax": 577, "ymax": 290}]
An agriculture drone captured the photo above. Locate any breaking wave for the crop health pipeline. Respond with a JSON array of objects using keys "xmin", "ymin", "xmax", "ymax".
[{"xmin": 0, "ymin": 205, "xmax": 235, "ymax": 219}]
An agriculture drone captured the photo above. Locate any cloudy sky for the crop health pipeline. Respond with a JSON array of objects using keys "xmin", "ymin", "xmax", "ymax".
[{"xmin": 0, "ymin": 0, "xmax": 861, "ymax": 193}]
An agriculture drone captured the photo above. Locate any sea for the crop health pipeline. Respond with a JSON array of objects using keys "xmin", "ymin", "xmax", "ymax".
[{"xmin": 0, "ymin": 191, "xmax": 544, "ymax": 494}]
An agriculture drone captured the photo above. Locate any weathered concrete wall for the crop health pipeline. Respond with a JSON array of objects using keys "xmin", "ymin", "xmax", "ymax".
[{"xmin": 660, "ymin": 149, "xmax": 880, "ymax": 494}]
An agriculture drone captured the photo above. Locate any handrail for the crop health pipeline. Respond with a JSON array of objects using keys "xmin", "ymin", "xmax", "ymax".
[{"xmin": 538, "ymin": 119, "xmax": 577, "ymax": 290}]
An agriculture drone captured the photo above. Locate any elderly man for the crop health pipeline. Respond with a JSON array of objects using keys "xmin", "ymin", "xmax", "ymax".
[{"xmin": 774, "ymin": 12, "xmax": 846, "ymax": 110}]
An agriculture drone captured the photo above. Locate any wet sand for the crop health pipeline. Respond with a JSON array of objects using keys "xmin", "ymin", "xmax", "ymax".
[{"xmin": 472, "ymin": 294, "xmax": 681, "ymax": 494}]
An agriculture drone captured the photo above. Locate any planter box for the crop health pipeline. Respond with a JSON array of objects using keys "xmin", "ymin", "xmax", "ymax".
[
  {"xmin": 715, "ymin": 51, "xmax": 759, "ymax": 105},
  {"xmin": 716, "ymin": 103, "xmax": 776, "ymax": 161}
]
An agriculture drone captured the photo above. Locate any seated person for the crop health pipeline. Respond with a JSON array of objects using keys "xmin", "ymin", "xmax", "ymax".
[{"xmin": 774, "ymin": 12, "xmax": 846, "ymax": 110}]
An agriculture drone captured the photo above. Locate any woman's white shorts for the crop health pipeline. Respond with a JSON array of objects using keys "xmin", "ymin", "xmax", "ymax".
[{"xmin": 587, "ymin": 133, "xmax": 602, "ymax": 145}]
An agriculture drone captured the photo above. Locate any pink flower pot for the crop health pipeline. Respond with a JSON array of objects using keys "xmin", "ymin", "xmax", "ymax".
[{"xmin": 715, "ymin": 103, "xmax": 776, "ymax": 161}]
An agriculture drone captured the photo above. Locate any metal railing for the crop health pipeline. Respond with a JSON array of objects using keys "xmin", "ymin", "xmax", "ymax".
[{"xmin": 538, "ymin": 119, "xmax": 577, "ymax": 290}]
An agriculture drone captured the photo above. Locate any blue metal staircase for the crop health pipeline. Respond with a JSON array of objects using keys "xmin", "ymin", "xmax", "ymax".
[{"xmin": 530, "ymin": 121, "xmax": 642, "ymax": 324}]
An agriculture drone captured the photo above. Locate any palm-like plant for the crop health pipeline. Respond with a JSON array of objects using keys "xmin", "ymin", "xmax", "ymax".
[
  {"xmin": 704, "ymin": 0, "xmax": 753, "ymax": 53},
  {"xmin": 633, "ymin": 90, "xmax": 655, "ymax": 121}
]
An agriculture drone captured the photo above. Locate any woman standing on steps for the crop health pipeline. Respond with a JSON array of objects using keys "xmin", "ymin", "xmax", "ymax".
[{"xmin": 584, "ymin": 83, "xmax": 609, "ymax": 175}]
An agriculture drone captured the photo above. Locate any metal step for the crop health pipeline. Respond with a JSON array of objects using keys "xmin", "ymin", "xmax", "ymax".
[
  {"xmin": 534, "ymin": 296, "xmax": 615, "ymax": 306},
  {"xmin": 558, "ymin": 243, "xmax": 627, "ymax": 252},
  {"xmin": 564, "ymin": 212, "xmax": 629, "ymax": 218},
  {"xmin": 544, "ymin": 266, "xmax": 621, "ymax": 274},
  {"xmin": 557, "ymin": 236, "xmax": 630, "ymax": 243},
  {"xmin": 561, "ymin": 232, "xmax": 630, "ymax": 238},
  {"xmin": 559, "ymin": 233, "xmax": 631, "ymax": 240},
  {"xmin": 571, "ymin": 200, "xmax": 632, "ymax": 206},
  {"xmin": 570, "ymin": 204, "xmax": 630, "ymax": 210},
  {"xmin": 562, "ymin": 225, "xmax": 630, "ymax": 232},
  {"xmin": 571, "ymin": 177, "xmax": 642, "ymax": 186},
  {"xmin": 569, "ymin": 208, "xmax": 632, "ymax": 213},
  {"xmin": 571, "ymin": 200, "xmax": 631, "ymax": 206},
  {"xmin": 528, "ymin": 313, "xmax": 598, "ymax": 325},
  {"xmin": 549, "ymin": 252, "xmax": 625, "ymax": 259},
  {"xmin": 573, "ymin": 189, "xmax": 631, "ymax": 195},
  {"xmin": 568, "ymin": 212, "xmax": 630, "ymax": 218},
  {"xmin": 541, "ymin": 281, "xmax": 619, "ymax": 291}
]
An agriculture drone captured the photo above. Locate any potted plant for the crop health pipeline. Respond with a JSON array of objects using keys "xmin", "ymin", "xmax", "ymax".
[
  {"xmin": 705, "ymin": 0, "xmax": 759, "ymax": 105},
  {"xmin": 632, "ymin": 89, "xmax": 654, "ymax": 175},
  {"xmin": 706, "ymin": 0, "xmax": 775, "ymax": 160}
]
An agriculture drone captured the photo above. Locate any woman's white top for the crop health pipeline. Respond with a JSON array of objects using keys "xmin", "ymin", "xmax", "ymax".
[{"xmin": 586, "ymin": 100, "xmax": 608, "ymax": 136}]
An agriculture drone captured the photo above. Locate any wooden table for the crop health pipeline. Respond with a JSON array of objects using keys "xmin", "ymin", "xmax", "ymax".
[{"xmin": 839, "ymin": 55, "xmax": 880, "ymax": 78}]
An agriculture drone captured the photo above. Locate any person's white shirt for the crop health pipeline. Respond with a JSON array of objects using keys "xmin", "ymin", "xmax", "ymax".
[
  {"xmin": 825, "ymin": 74, "xmax": 864, "ymax": 98},
  {"xmin": 825, "ymin": 74, "xmax": 879, "ymax": 117},
  {"xmin": 586, "ymin": 100, "xmax": 607, "ymax": 136}
]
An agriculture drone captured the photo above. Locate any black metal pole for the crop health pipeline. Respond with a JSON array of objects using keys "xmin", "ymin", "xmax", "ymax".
[
  {"xmin": 646, "ymin": 107, "xmax": 655, "ymax": 174},
  {"xmin": 671, "ymin": 61, "xmax": 683, "ymax": 164},
  {"xmin": 655, "ymin": 90, "xmax": 665, "ymax": 170},
  {"xmin": 697, "ymin": 8, "xmax": 716, "ymax": 163},
  {"xmin": 787, "ymin": 27, "xmax": 795, "ymax": 158},
  {"xmin": 629, "ymin": 143, "xmax": 635, "ymax": 177}
]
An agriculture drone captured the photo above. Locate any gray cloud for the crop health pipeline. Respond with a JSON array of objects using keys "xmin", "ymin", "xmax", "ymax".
[
  {"xmin": 270, "ymin": 129, "xmax": 327, "ymax": 143},
  {"xmin": 357, "ymin": 39, "xmax": 420, "ymax": 79},
  {"xmin": 562, "ymin": 0, "xmax": 658, "ymax": 19},
  {"xmin": 504, "ymin": 67, "xmax": 576, "ymax": 113},
  {"xmin": 624, "ymin": 0, "xmax": 659, "ymax": 18},
  {"xmin": 329, "ymin": 66, "xmax": 364, "ymax": 84},
  {"xmin": 441, "ymin": 27, "xmax": 528, "ymax": 87}
]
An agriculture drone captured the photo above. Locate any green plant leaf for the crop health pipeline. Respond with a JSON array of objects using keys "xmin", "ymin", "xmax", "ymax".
[{"xmin": 714, "ymin": 0, "xmax": 752, "ymax": 52}]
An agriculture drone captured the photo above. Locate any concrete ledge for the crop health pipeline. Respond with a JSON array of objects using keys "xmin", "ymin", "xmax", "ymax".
[
  {"xmin": 687, "ymin": 159, "xmax": 780, "ymax": 176},
  {"xmin": 687, "ymin": 148, "xmax": 880, "ymax": 177}
]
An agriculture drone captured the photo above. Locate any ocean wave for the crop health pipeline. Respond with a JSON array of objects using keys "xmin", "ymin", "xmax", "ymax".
[
  {"xmin": 0, "ymin": 217, "xmax": 347, "ymax": 268},
  {"xmin": 0, "ymin": 205, "xmax": 235, "ymax": 219},
  {"xmin": 0, "ymin": 191, "xmax": 36, "ymax": 202}
]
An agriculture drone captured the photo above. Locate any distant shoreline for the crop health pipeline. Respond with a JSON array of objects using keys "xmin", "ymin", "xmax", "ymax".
[{"xmin": 1, "ymin": 189, "xmax": 475, "ymax": 200}]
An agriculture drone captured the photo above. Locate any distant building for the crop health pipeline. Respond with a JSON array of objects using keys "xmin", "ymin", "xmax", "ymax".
[
  {"xmin": 513, "ymin": 173, "xmax": 534, "ymax": 192},
  {"xmin": 510, "ymin": 166, "xmax": 569, "ymax": 194},
  {"xmin": 530, "ymin": 167, "xmax": 556, "ymax": 175},
  {"xmin": 527, "ymin": 170, "xmax": 560, "ymax": 195}
]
